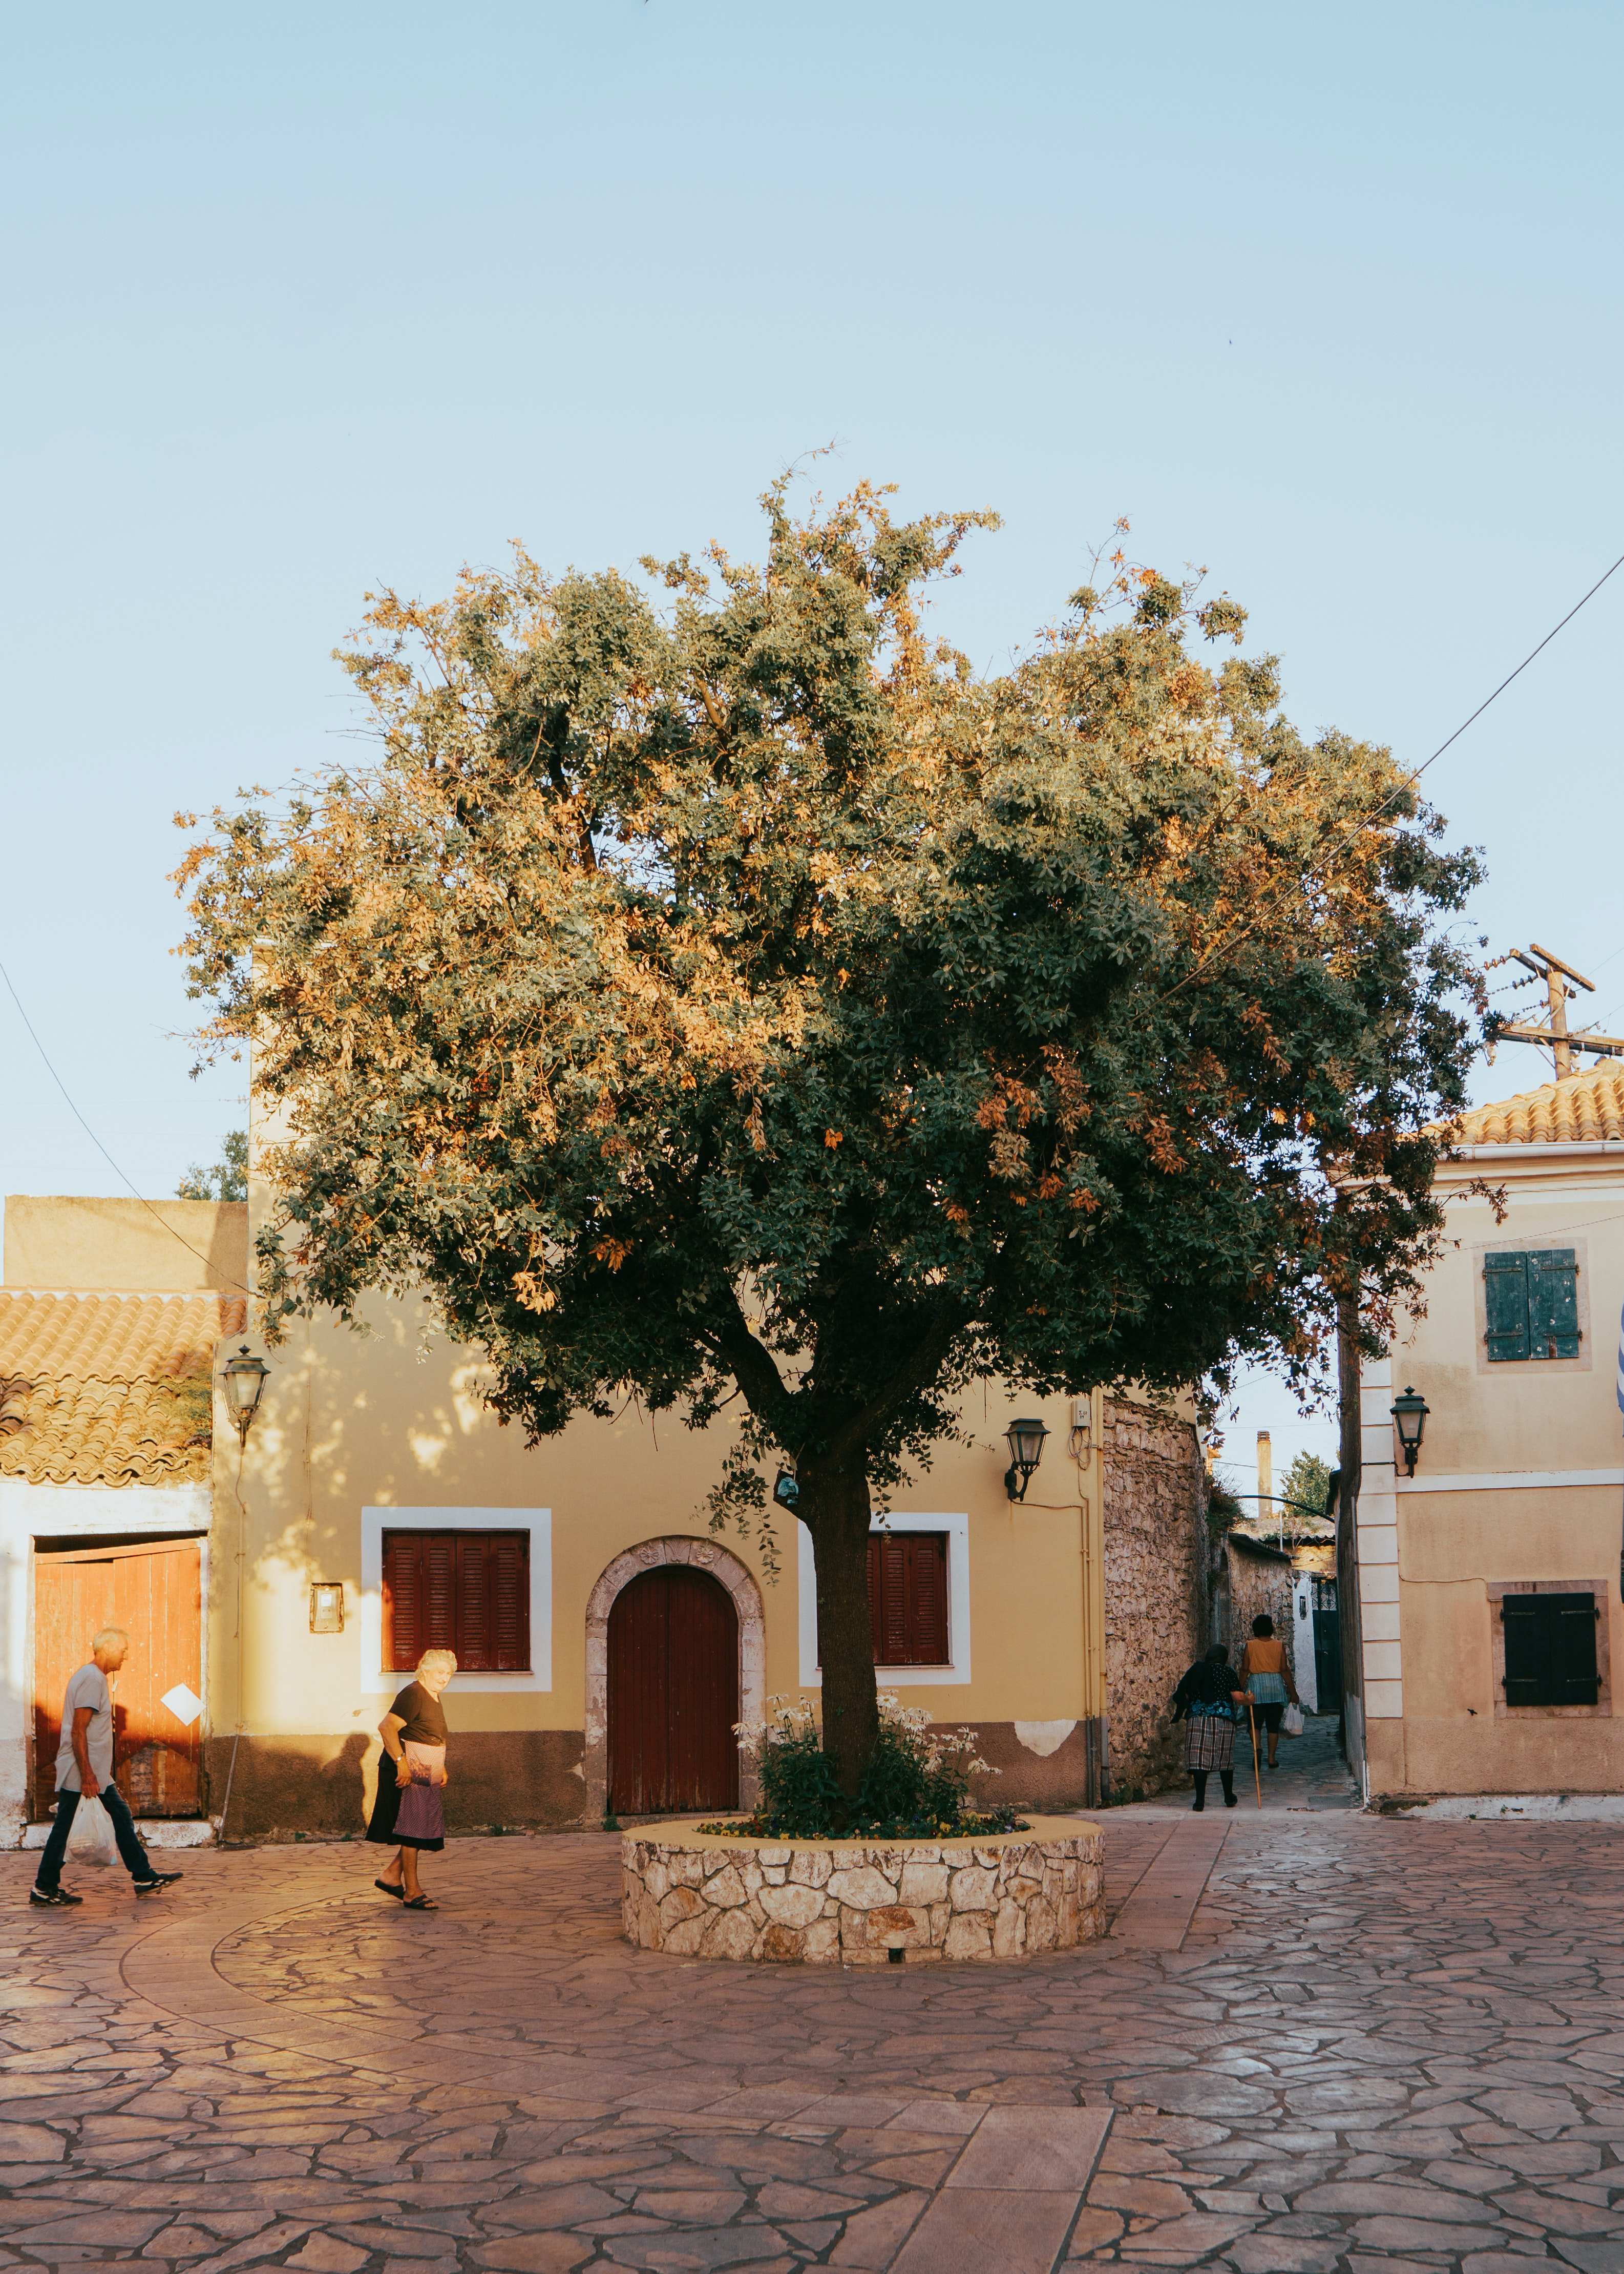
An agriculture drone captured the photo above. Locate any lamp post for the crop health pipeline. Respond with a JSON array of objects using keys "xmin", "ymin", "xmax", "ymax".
[
  {"xmin": 222, "ymin": 1347, "xmax": 269, "ymax": 1446},
  {"xmin": 1390, "ymin": 1385, "xmax": 1429, "ymax": 1477},
  {"xmin": 1004, "ymin": 1417, "xmax": 1049, "ymax": 1503}
]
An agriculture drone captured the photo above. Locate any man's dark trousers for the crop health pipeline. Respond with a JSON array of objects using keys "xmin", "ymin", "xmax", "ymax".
[{"xmin": 35, "ymin": 1785, "xmax": 152, "ymax": 1890}]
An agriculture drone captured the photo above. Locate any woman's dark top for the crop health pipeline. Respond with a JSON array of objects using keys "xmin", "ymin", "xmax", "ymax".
[
  {"xmin": 388, "ymin": 1682, "xmax": 448, "ymax": 1746},
  {"xmin": 1172, "ymin": 1659, "xmax": 1240, "ymax": 1719}
]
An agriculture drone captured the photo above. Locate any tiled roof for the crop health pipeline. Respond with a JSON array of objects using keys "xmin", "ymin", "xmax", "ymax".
[
  {"xmin": 1444, "ymin": 1063, "xmax": 1624, "ymax": 1147},
  {"xmin": 0, "ymin": 1292, "xmax": 247, "ymax": 1487}
]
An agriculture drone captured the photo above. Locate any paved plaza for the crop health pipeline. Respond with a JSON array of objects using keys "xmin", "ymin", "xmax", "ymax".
[{"xmin": 5, "ymin": 1722, "xmax": 1624, "ymax": 2272}]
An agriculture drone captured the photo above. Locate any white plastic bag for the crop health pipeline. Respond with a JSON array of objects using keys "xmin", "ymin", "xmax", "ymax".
[
  {"xmin": 1282, "ymin": 1703, "xmax": 1305, "ymax": 1740},
  {"xmin": 67, "ymin": 1793, "xmax": 115, "ymax": 1866}
]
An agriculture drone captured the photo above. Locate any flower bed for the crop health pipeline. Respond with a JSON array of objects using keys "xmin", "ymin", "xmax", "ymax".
[{"xmin": 621, "ymin": 1814, "xmax": 1104, "ymax": 1965}]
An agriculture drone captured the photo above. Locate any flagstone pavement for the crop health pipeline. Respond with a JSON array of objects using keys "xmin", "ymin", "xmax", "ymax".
[{"xmin": 7, "ymin": 1721, "xmax": 1624, "ymax": 2273}]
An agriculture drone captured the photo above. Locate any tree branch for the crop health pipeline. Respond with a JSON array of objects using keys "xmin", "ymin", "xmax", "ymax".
[{"xmin": 712, "ymin": 1288, "xmax": 791, "ymax": 1422}]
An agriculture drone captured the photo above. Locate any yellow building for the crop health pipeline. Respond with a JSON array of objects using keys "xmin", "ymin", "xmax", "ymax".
[
  {"xmin": 2, "ymin": 1174, "xmax": 1215, "ymax": 1845},
  {"xmin": 1342, "ymin": 1062, "xmax": 1624, "ymax": 1800}
]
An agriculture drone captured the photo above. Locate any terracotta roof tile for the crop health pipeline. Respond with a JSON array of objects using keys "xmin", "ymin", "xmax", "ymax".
[
  {"xmin": 0, "ymin": 1291, "xmax": 247, "ymax": 1487},
  {"xmin": 1443, "ymin": 1062, "xmax": 1624, "ymax": 1148}
]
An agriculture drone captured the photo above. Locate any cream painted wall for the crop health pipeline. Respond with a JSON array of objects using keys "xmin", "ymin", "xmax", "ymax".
[
  {"xmin": 208, "ymin": 1293, "xmax": 1091, "ymax": 1743},
  {"xmin": 3, "ymin": 1195, "xmax": 248, "ymax": 1294},
  {"xmin": 1391, "ymin": 1165, "xmax": 1624, "ymax": 1476},
  {"xmin": 1359, "ymin": 1144, "xmax": 1624, "ymax": 1793}
]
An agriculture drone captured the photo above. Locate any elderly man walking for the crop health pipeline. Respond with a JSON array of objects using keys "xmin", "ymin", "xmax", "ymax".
[{"xmin": 31, "ymin": 1628, "xmax": 184, "ymax": 1908}]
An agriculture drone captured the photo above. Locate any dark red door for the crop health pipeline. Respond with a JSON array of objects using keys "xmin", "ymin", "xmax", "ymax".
[{"xmin": 607, "ymin": 1567, "xmax": 740, "ymax": 1816}]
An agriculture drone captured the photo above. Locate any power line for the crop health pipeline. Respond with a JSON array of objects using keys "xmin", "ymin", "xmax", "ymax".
[
  {"xmin": 0, "ymin": 953, "xmax": 254, "ymax": 1299},
  {"xmin": 1166, "ymin": 546, "xmax": 1624, "ymax": 1001}
]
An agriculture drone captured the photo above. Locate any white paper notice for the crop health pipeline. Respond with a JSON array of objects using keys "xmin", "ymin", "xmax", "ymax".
[{"xmin": 161, "ymin": 1682, "xmax": 203, "ymax": 1727}]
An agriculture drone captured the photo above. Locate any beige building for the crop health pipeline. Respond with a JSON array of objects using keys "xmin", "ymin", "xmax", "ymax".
[
  {"xmin": 1341, "ymin": 1062, "xmax": 1624, "ymax": 1800},
  {"xmin": 1, "ymin": 1176, "xmax": 1217, "ymax": 1846}
]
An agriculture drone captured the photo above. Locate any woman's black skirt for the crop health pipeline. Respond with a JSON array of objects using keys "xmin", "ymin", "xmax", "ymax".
[{"xmin": 366, "ymin": 1769, "xmax": 445, "ymax": 1852}]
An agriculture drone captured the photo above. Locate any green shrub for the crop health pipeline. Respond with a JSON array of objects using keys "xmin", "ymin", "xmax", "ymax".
[{"xmin": 701, "ymin": 1695, "xmax": 1028, "ymax": 1841}]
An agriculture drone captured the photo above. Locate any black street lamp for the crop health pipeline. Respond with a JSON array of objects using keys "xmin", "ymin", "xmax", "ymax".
[
  {"xmin": 222, "ymin": 1346, "xmax": 270, "ymax": 1446},
  {"xmin": 1004, "ymin": 1417, "xmax": 1049, "ymax": 1503},
  {"xmin": 1390, "ymin": 1385, "xmax": 1429, "ymax": 1477},
  {"xmin": 772, "ymin": 1469, "xmax": 800, "ymax": 1513}
]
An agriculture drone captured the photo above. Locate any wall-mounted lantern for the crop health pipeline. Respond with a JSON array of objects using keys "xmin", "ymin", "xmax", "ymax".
[
  {"xmin": 222, "ymin": 1347, "xmax": 269, "ymax": 1445},
  {"xmin": 309, "ymin": 1582, "xmax": 345, "ymax": 1634},
  {"xmin": 1390, "ymin": 1385, "xmax": 1429, "ymax": 1477},
  {"xmin": 773, "ymin": 1469, "xmax": 800, "ymax": 1513},
  {"xmin": 1004, "ymin": 1417, "xmax": 1049, "ymax": 1503}
]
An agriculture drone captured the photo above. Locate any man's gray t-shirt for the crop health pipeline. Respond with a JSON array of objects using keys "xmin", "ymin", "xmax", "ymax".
[{"xmin": 54, "ymin": 1664, "xmax": 113, "ymax": 1792}]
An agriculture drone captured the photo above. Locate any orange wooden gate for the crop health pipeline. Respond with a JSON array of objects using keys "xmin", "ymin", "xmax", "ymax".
[{"xmin": 32, "ymin": 1537, "xmax": 204, "ymax": 1820}]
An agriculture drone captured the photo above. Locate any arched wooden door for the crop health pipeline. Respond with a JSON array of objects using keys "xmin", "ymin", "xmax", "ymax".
[{"xmin": 607, "ymin": 1566, "xmax": 740, "ymax": 1816}]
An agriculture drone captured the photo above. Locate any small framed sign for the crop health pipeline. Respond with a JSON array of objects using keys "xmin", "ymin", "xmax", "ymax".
[{"xmin": 309, "ymin": 1582, "xmax": 345, "ymax": 1634}]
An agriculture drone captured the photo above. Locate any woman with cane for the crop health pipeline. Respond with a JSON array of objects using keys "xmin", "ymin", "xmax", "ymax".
[{"xmin": 1171, "ymin": 1645, "xmax": 1250, "ymax": 1811}]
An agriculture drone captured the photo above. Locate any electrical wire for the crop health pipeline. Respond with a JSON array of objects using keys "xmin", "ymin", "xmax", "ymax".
[
  {"xmin": 0, "ymin": 952, "xmax": 254, "ymax": 1298},
  {"xmin": 1165, "ymin": 546, "xmax": 1624, "ymax": 1002}
]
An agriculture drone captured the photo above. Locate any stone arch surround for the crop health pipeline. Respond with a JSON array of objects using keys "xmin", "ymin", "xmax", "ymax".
[{"xmin": 584, "ymin": 1536, "xmax": 765, "ymax": 1825}]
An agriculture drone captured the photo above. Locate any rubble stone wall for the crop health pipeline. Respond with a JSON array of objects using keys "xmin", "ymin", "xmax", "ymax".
[
  {"xmin": 1101, "ymin": 1396, "xmax": 1206, "ymax": 1798},
  {"xmin": 622, "ymin": 1818, "xmax": 1105, "ymax": 1964}
]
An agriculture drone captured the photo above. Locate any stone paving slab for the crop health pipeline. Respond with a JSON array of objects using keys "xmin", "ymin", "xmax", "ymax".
[
  {"xmin": 11, "ymin": 1731, "xmax": 1624, "ymax": 2270},
  {"xmin": 1109, "ymin": 1822, "xmax": 1232, "ymax": 1951}
]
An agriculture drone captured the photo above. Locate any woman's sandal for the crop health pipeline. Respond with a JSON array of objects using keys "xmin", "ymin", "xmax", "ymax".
[
  {"xmin": 374, "ymin": 1879, "xmax": 404, "ymax": 1900},
  {"xmin": 402, "ymin": 1894, "xmax": 437, "ymax": 1909}
]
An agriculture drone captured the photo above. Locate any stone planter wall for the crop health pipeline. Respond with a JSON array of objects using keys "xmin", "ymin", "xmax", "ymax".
[{"xmin": 622, "ymin": 1814, "xmax": 1103, "ymax": 1964}]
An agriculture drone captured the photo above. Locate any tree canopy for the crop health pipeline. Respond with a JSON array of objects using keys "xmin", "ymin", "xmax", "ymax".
[
  {"xmin": 176, "ymin": 1128, "xmax": 248, "ymax": 1202},
  {"xmin": 1280, "ymin": 1448, "xmax": 1335, "ymax": 1520},
  {"xmin": 177, "ymin": 478, "xmax": 1483, "ymax": 1790}
]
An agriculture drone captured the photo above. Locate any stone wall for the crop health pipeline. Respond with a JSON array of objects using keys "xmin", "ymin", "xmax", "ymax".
[
  {"xmin": 1101, "ymin": 1396, "xmax": 1206, "ymax": 1798},
  {"xmin": 622, "ymin": 1819, "xmax": 1105, "ymax": 1964}
]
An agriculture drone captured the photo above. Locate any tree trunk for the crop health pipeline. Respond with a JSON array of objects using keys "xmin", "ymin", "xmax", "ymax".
[{"xmin": 801, "ymin": 1459, "xmax": 879, "ymax": 1798}]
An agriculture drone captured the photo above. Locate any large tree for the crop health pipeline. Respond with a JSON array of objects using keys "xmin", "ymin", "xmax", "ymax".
[{"xmin": 178, "ymin": 481, "xmax": 1482, "ymax": 1796}]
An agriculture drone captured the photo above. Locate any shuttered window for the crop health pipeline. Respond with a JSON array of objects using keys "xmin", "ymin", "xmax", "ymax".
[
  {"xmin": 868, "ymin": 1531, "xmax": 950, "ymax": 1665},
  {"xmin": 1484, "ymin": 1249, "xmax": 1580, "ymax": 1361},
  {"xmin": 1501, "ymin": 1591, "xmax": 1599, "ymax": 1706},
  {"xmin": 382, "ymin": 1529, "xmax": 529, "ymax": 1672}
]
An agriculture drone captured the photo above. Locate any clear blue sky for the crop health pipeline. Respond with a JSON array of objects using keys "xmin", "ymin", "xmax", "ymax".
[{"xmin": 3, "ymin": 4, "xmax": 1620, "ymax": 1468}]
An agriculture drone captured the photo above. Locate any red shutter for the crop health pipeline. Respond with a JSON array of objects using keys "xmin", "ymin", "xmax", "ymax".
[
  {"xmin": 490, "ymin": 1532, "xmax": 530, "ymax": 1671},
  {"xmin": 457, "ymin": 1534, "xmax": 492, "ymax": 1670},
  {"xmin": 909, "ymin": 1533, "xmax": 949, "ymax": 1664},
  {"xmin": 421, "ymin": 1533, "xmax": 458, "ymax": 1656},
  {"xmin": 868, "ymin": 1532, "xmax": 951, "ymax": 1665},
  {"xmin": 386, "ymin": 1527, "xmax": 530, "ymax": 1674},
  {"xmin": 382, "ymin": 1531, "xmax": 420, "ymax": 1672}
]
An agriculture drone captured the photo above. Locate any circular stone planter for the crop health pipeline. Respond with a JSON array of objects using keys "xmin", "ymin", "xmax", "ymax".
[{"xmin": 621, "ymin": 1815, "xmax": 1104, "ymax": 1965}]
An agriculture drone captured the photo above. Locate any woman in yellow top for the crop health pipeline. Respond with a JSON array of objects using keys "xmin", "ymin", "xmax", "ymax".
[{"xmin": 1237, "ymin": 1615, "xmax": 1299, "ymax": 1771}]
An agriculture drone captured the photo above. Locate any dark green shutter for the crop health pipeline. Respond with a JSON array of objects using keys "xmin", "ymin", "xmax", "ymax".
[
  {"xmin": 1484, "ymin": 1252, "xmax": 1530, "ymax": 1361},
  {"xmin": 1502, "ymin": 1592, "xmax": 1599, "ymax": 1706},
  {"xmin": 1528, "ymin": 1249, "xmax": 1580, "ymax": 1359}
]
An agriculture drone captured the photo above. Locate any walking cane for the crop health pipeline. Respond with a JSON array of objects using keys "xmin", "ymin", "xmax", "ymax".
[{"xmin": 1247, "ymin": 1698, "xmax": 1262, "ymax": 1809}]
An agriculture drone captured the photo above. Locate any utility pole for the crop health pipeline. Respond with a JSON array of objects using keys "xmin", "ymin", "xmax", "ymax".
[
  {"xmin": 1487, "ymin": 943, "xmax": 1624, "ymax": 1079},
  {"xmin": 1257, "ymin": 1430, "xmax": 1273, "ymax": 1534}
]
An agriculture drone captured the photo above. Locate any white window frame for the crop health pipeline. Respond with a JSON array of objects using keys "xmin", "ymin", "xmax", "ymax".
[
  {"xmin": 796, "ymin": 1511, "xmax": 971, "ymax": 1687},
  {"xmin": 360, "ymin": 1507, "xmax": 551, "ymax": 1695}
]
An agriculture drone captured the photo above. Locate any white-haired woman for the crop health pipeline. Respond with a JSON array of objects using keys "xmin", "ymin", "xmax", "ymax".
[{"xmin": 367, "ymin": 1648, "xmax": 456, "ymax": 1908}]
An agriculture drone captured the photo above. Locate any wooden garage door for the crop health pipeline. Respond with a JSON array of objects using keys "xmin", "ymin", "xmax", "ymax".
[
  {"xmin": 32, "ymin": 1537, "xmax": 204, "ymax": 1820},
  {"xmin": 607, "ymin": 1566, "xmax": 739, "ymax": 1817}
]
